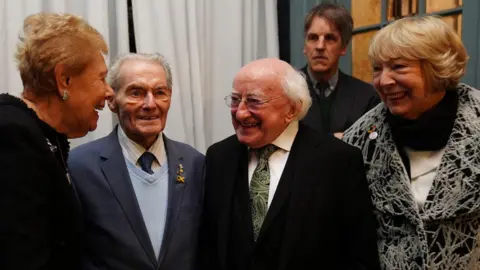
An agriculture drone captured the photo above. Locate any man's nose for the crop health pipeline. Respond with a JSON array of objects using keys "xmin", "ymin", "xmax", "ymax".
[
  {"xmin": 315, "ymin": 37, "xmax": 325, "ymax": 50},
  {"xmin": 105, "ymin": 84, "xmax": 114, "ymax": 99},
  {"xmin": 143, "ymin": 92, "xmax": 156, "ymax": 109},
  {"xmin": 234, "ymin": 99, "xmax": 251, "ymax": 120}
]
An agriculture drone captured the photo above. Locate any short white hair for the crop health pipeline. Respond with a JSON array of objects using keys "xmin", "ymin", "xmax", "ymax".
[
  {"xmin": 106, "ymin": 52, "xmax": 172, "ymax": 92},
  {"xmin": 281, "ymin": 69, "xmax": 312, "ymax": 120}
]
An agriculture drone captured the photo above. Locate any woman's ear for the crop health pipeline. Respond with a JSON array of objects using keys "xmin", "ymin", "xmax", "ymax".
[{"xmin": 54, "ymin": 63, "xmax": 69, "ymax": 96}]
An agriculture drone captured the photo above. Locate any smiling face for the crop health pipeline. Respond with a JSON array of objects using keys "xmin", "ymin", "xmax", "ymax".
[
  {"xmin": 303, "ymin": 16, "xmax": 347, "ymax": 79},
  {"xmin": 231, "ymin": 62, "xmax": 297, "ymax": 149},
  {"xmin": 372, "ymin": 59, "xmax": 445, "ymax": 119},
  {"xmin": 109, "ymin": 59, "xmax": 171, "ymax": 149},
  {"xmin": 64, "ymin": 51, "xmax": 113, "ymax": 138}
]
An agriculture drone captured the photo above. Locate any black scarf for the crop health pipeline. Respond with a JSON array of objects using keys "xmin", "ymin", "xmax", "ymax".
[{"xmin": 386, "ymin": 90, "xmax": 458, "ymax": 151}]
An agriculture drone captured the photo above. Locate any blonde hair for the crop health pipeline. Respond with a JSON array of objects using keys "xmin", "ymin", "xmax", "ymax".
[
  {"xmin": 368, "ymin": 16, "xmax": 468, "ymax": 91},
  {"xmin": 15, "ymin": 12, "xmax": 108, "ymax": 95}
]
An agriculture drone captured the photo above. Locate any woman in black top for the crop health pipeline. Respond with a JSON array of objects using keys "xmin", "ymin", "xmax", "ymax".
[{"xmin": 0, "ymin": 12, "xmax": 113, "ymax": 269}]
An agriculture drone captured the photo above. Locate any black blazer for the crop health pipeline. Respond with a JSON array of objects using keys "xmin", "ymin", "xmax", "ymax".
[
  {"xmin": 0, "ymin": 94, "xmax": 82, "ymax": 270},
  {"xmin": 201, "ymin": 123, "xmax": 380, "ymax": 270},
  {"xmin": 300, "ymin": 66, "xmax": 380, "ymax": 134}
]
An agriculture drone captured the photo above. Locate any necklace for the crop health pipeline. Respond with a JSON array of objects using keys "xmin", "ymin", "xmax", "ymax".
[{"xmin": 46, "ymin": 136, "xmax": 71, "ymax": 184}]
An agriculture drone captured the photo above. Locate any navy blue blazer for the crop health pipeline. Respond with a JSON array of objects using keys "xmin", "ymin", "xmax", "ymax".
[{"xmin": 68, "ymin": 127, "xmax": 205, "ymax": 270}]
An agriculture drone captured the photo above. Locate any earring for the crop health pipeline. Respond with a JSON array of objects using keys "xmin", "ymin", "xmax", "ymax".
[{"xmin": 62, "ymin": 90, "xmax": 69, "ymax": 101}]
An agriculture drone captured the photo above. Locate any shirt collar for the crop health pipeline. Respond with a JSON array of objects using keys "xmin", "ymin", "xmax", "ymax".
[
  {"xmin": 307, "ymin": 67, "xmax": 339, "ymax": 91},
  {"xmin": 271, "ymin": 120, "xmax": 298, "ymax": 151},
  {"xmin": 117, "ymin": 125, "xmax": 166, "ymax": 166}
]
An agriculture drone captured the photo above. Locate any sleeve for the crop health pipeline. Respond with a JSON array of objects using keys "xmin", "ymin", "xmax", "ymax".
[
  {"xmin": 0, "ymin": 120, "xmax": 55, "ymax": 270},
  {"xmin": 341, "ymin": 148, "xmax": 381, "ymax": 270}
]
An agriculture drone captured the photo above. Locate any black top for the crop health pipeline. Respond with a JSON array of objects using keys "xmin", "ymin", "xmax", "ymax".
[{"xmin": 0, "ymin": 94, "xmax": 83, "ymax": 270}]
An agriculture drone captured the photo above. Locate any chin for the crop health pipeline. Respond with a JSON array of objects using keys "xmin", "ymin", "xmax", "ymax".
[{"xmin": 310, "ymin": 64, "xmax": 330, "ymax": 73}]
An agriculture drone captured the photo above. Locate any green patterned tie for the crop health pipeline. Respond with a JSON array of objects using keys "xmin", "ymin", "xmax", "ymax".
[{"xmin": 250, "ymin": 144, "xmax": 278, "ymax": 241}]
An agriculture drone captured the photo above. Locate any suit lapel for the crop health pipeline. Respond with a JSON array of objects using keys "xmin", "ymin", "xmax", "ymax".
[
  {"xmin": 100, "ymin": 127, "xmax": 157, "ymax": 265},
  {"xmin": 217, "ymin": 139, "xmax": 249, "ymax": 265},
  {"xmin": 234, "ymin": 148, "xmax": 255, "ymax": 240},
  {"xmin": 157, "ymin": 135, "xmax": 186, "ymax": 265},
  {"xmin": 330, "ymin": 71, "xmax": 356, "ymax": 132},
  {"xmin": 256, "ymin": 124, "xmax": 320, "ymax": 243}
]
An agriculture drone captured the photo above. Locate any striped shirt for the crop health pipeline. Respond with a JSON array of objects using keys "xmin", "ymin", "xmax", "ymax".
[{"xmin": 117, "ymin": 126, "xmax": 167, "ymax": 172}]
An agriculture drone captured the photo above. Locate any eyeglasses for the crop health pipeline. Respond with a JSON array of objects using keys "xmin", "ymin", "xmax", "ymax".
[{"xmin": 224, "ymin": 94, "xmax": 282, "ymax": 111}]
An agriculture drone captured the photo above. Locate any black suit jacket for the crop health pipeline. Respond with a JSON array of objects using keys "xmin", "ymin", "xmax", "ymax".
[
  {"xmin": 201, "ymin": 123, "xmax": 380, "ymax": 270},
  {"xmin": 300, "ymin": 66, "xmax": 380, "ymax": 134}
]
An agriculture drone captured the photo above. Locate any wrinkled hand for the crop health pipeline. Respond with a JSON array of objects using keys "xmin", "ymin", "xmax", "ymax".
[{"xmin": 333, "ymin": 132, "xmax": 344, "ymax": 139}]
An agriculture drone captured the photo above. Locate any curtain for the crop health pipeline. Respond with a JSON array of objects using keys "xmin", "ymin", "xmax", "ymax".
[
  {"xmin": 0, "ymin": 0, "xmax": 129, "ymax": 148},
  {"xmin": 132, "ymin": 0, "xmax": 279, "ymax": 153}
]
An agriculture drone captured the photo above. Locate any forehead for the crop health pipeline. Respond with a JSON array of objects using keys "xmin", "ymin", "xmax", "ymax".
[
  {"xmin": 307, "ymin": 16, "xmax": 340, "ymax": 35},
  {"xmin": 84, "ymin": 52, "xmax": 108, "ymax": 74},
  {"xmin": 119, "ymin": 59, "xmax": 167, "ymax": 86},
  {"xmin": 233, "ymin": 72, "xmax": 281, "ymax": 96}
]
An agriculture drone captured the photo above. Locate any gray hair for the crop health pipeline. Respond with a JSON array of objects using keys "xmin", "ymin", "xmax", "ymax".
[
  {"xmin": 281, "ymin": 70, "xmax": 312, "ymax": 120},
  {"xmin": 106, "ymin": 52, "xmax": 173, "ymax": 92}
]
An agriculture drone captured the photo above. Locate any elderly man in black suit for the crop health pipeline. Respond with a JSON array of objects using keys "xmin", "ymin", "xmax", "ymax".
[
  {"xmin": 301, "ymin": 3, "xmax": 380, "ymax": 139},
  {"xmin": 200, "ymin": 58, "xmax": 380, "ymax": 270}
]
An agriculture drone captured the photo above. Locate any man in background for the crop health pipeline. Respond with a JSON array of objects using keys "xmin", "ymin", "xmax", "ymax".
[
  {"xmin": 69, "ymin": 53, "xmax": 204, "ymax": 270},
  {"xmin": 301, "ymin": 3, "xmax": 380, "ymax": 138}
]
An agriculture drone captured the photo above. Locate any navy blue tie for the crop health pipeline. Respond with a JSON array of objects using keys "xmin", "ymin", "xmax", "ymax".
[{"xmin": 138, "ymin": 152, "xmax": 156, "ymax": 174}]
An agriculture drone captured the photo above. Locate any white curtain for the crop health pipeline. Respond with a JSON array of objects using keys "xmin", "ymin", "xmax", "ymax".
[
  {"xmin": 0, "ymin": 0, "xmax": 129, "ymax": 148},
  {"xmin": 132, "ymin": 0, "xmax": 279, "ymax": 153}
]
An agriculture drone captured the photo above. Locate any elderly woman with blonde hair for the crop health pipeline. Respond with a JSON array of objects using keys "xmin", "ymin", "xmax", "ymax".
[
  {"xmin": 0, "ymin": 13, "xmax": 113, "ymax": 269},
  {"xmin": 343, "ymin": 16, "xmax": 480, "ymax": 269}
]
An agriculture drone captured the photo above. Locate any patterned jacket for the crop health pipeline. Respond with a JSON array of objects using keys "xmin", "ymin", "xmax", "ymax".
[{"xmin": 343, "ymin": 84, "xmax": 480, "ymax": 269}]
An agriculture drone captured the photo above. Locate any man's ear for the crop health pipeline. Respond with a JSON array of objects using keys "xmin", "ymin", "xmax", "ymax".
[
  {"xmin": 340, "ymin": 44, "xmax": 348, "ymax": 56},
  {"xmin": 285, "ymin": 101, "xmax": 301, "ymax": 123},
  {"xmin": 53, "ymin": 63, "xmax": 70, "ymax": 95}
]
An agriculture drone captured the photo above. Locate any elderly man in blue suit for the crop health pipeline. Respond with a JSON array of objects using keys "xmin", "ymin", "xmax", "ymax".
[{"xmin": 68, "ymin": 53, "xmax": 204, "ymax": 270}]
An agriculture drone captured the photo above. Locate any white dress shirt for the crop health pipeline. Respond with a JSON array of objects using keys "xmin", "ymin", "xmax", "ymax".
[
  {"xmin": 405, "ymin": 147, "xmax": 446, "ymax": 209},
  {"xmin": 117, "ymin": 126, "xmax": 167, "ymax": 172},
  {"xmin": 248, "ymin": 121, "xmax": 299, "ymax": 208}
]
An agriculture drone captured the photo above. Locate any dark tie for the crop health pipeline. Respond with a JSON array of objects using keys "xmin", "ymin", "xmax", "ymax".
[
  {"xmin": 138, "ymin": 152, "xmax": 156, "ymax": 174},
  {"xmin": 249, "ymin": 144, "xmax": 278, "ymax": 241},
  {"xmin": 315, "ymin": 81, "xmax": 329, "ymax": 100}
]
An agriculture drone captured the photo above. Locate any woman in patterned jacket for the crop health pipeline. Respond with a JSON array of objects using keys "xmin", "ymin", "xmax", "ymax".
[{"xmin": 343, "ymin": 16, "xmax": 480, "ymax": 269}]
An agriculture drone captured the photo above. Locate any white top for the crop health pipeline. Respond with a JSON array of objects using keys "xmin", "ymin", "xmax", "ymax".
[
  {"xmin": 117, "ymin": 126, "xmax": 167, "ymax": 171},
  {"xmin": 405, "ymin": 147, "xmax": 446, "ymax": 209},
  {"xmin": 248, "ymin": 121, "xmax": 299, "ymax": 208}
]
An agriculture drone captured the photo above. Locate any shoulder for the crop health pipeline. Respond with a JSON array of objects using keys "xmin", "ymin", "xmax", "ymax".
[
  {"xmin": 68, "ymin": 135, "xmax": 111, "ymax": 165},
  {"xmin": 457, "ymin": 83, "xmax": 480, "ymax": 104},
  {"xmin": 0, "ymin": 101, "xmax": 39, "ymax": 132},
  {"xmin": 340, "ymin": 71, "xmax": 376, "ymax": 93},
  {"xmin": 0, "ymin": 102, "xmax": 46, "ymax": 152},
  {"xmin": 165, "ymin": 137, "xmax": 204, "ymax": 157},
  {"xmin": 206, "ymin": 134, "xmax": 239, "ymax": 158},
  {"xmin": 343, "ymin": 104, "xmax": 386, "ymax": 146},
  {"xmin": 300, "ymin": 124, "xmax": 362, "ymax": 158}
]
